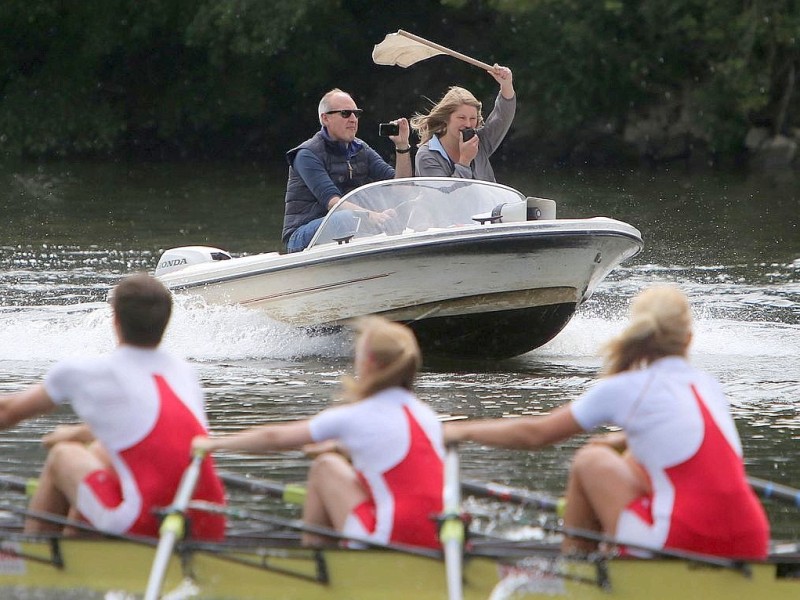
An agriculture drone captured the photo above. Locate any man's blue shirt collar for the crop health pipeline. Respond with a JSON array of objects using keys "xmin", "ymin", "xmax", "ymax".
[{"xmin": 321, "ymin": 127, "xmax": 363, "ymax": 159}]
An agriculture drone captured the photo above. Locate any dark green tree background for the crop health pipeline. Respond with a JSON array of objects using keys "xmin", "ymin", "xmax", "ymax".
[{"xmin": 0, "ymin": 0, "xmax": 796, "ymax": 166}]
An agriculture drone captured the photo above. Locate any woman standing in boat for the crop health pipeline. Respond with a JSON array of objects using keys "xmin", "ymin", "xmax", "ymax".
[
  {"xmin": 193, "ymin": 316, "xmax": 444, "ymax": 549},
  {"xmin": 411, "ymin": 64, "xmax": 515, "ymax": 181},
  {"xmin": 445, "ymin": 285, "xmax": 770, "ymax": 559}
]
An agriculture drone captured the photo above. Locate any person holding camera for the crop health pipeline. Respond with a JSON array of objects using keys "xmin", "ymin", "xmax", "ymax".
[
  {"xmin": 410, "ymin": 65, "xmax": 515, "ymax": 181},
  {"xmin": 282, "ymin": 88, "xmax": 413, "ymax": 253}
]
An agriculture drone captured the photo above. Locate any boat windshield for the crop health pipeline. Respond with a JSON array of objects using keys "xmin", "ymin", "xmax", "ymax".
[{"xmin": 308, "ymin": 177, "xmax": 528, "ymax": 249}]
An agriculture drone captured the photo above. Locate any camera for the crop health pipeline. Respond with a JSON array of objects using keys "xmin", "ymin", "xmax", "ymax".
[
  {"xmin": 379, "ymin": 122, "xmax": 400, "ymax": 137},
  {"xmin": 461, "ymin": 128, "xmax": 476, "ymax": 141}
]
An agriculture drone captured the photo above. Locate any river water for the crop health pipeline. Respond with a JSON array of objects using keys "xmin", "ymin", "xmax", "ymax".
[{"xmin": 0, "ymin": 159, "xmax": 798, "ymax": 594}]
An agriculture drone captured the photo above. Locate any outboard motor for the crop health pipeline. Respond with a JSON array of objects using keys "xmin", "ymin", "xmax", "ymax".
[{"xmin": 155, "ymin": 246, "xmax": 232, "ymax": 276}]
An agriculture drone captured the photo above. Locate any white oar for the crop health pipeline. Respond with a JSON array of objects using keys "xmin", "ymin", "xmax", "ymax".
[
  {"xmin": 372, "ymin": 29, "xmax": 493, "ymax": 71},
  {"xmin": 143, "ymin": 449, "xmax": 206, "ymax": 600},
  {"xmin": 440, "ymin": 444, "xmax": 464, "ymax": 600}
]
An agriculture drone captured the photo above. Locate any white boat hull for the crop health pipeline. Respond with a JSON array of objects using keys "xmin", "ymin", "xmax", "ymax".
[
  {"xmin": 156, "ymin": 178, "xmax": 642, "ymax": 359},
  {"xmin": 158, "ymin": 217, "xmax": 641, "ymax": 359}
]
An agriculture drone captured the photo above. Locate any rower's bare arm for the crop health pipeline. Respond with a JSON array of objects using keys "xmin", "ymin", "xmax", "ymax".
[
  {"xmin": 193, "ymin": 421, "xmax": 314, "ymax": 455},
  {"xmin": 0, "ymin": 384, "xmax": 55, "ymax": 429},
  {"xmin": 444, "ymin": 405, "xmax": 582, "ymax": 450}
]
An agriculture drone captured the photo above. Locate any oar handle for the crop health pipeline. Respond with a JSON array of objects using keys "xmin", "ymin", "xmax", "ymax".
[{"xmin": 397, "ymin": 30, "xmax": 494, "ymax": 71}]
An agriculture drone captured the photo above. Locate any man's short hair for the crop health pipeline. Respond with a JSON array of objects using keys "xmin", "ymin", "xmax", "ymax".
[
  {"xmin": 318, "ymin": 88, "xmax": 351, "ymax": 125},
  {"xmin": 110, "ymin": 273, "xmax": 172, "ymax": 347}
]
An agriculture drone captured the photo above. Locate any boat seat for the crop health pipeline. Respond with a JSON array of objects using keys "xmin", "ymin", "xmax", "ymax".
[
  {"xmin": 472, "ymin": 199, "xmax": 528, "ymax": 225},
  {"xmin": 526, "ymin": 197, "xmax": 557, "ymax": 220}
]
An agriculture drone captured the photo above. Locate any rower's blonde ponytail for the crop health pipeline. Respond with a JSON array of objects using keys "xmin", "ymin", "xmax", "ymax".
[
  {"xmin": 601, "ymin": 285, "xmax": 693, "ymax": 376},
  {"xmin": 343, "ymin": 316, "xmax": 422, "ymax": 401}
]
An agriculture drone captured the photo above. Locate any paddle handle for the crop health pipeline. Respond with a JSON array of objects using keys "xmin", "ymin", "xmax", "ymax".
[{"xmin": 398, "ymin": 30, "xmax": 494, "ymax": 71}]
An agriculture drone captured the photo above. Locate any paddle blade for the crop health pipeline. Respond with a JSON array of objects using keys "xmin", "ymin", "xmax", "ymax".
[{"xmin": 372, "ymin": 32, "xmax": 445, "ymax": 68}]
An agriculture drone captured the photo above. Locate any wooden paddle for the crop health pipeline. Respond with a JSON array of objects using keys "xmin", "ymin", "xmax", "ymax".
[
  {"xmin": 143, "ymin": 449, "xmax": 206, "ymax": 600},
  {"xmin": 372, "ymin": 30, "xmax": 494, "ymax": 71}
]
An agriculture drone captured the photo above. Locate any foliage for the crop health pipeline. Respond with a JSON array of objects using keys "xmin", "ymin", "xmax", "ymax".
[{"xmin": 0, "ymin": 0, "xmax": 796, "ymax": 163}]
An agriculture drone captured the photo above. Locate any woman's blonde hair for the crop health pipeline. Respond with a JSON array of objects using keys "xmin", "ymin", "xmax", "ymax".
[
  {"xmin": 601, "ymin": 285, "xmax": 693, "ymax": 375},
  {"xmin": 343, "ymin": 316, "xmax": 422, "ymax": 401},
  {"xmin": 410, "ymin": 86, "xmax": 484, "ymax": 145}
]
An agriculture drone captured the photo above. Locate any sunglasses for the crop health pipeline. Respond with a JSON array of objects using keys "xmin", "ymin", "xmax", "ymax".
[{"xmin": 325, "ymin": 109, "xmax": 363, "ymax": 119}]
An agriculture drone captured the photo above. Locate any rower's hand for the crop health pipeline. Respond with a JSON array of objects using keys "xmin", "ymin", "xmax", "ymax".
[
  {"xmin": 191, "ymin": 435, "xmax": 215, "ymax": 453},
  {"xmin": 442, "ymin": 422, "xmax": 467, "ymax": 444},
  {"xmin": 43, "ymin": 423, "xmax": 94, "ymax": 449}
]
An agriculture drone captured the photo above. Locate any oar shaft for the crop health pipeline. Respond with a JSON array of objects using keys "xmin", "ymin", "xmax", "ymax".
[
  {"xmin": 221, "ymin": 470, "xmax": 800, "ymax": 521},
  {"xmin": 220, "ymin": 471, "xmax": 306, "ymax": 505},
  {"xmin": 0, "ymin": 474, "xmax": 35, "ymax": 496},
  {"xmin": 221, "ymin": 471, "xmax": 564, "ymax": 513},
  {"xmin": 143, "ymin": 450, "xmax": 206, "ymax": 600},
  {"xmin": 190, "ymin": 500, "xmax": 440, "ymax": 559},
  {"xmin": 442, "ymin": 446, "xmax": 464, "ymax": 600},
  {"xmin": 144, "ymin": 530, "xmax": 178, "ymax": 600},
  {"xmin": 397, "ymin": 30, "xmax": 493, "ymax": 71},
  {"xmin": 461, "ymin": 479, "xmax": 564, "ymax": 515},
  {"xmin": 555, "ymin": 523, "xmax": 750, "ymax": 573},
  {"xmin": 748, "ymin": 476, "xmax": 800, "ymax": 508}
]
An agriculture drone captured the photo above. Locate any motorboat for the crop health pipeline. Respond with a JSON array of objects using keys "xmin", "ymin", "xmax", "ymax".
[{"xmin": 155, "ymin": 177, "xmax": 643, "ymax": 359}]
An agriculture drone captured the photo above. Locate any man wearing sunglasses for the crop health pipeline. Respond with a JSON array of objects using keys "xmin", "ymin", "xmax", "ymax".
[{"xmin": 282, "ymin": 88, "xmax": 412, "ymax": 253}]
